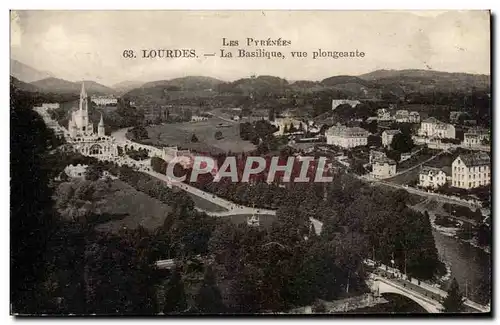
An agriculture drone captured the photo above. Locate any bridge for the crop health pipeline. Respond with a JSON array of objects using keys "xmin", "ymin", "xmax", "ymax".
[{"xmin": 365, "ymin": 261, "xmax": 490, "ymax": 313}]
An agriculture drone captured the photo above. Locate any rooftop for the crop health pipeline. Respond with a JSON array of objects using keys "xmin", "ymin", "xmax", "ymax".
[{"xmin": 456, "ymin": 152, "xmax": 490, "ymax": 167}]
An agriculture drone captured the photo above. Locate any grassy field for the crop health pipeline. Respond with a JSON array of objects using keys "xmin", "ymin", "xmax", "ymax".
[
  {"xmin": 144, "ymin": 117, "xmax": 256, "ymax": 154},
  {"xmin": 221, "ymin": 213, "xmax": 277, "ymax": 228},
  {"xmin": 94, "ymin": 180, "xmax": 173, "ymax": 233},
  {"xmin": 186, "ymin": 192, "xmax": 229, "ymax": 213}
]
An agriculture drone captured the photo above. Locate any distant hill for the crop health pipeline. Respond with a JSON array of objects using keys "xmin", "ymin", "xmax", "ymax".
[
  {"xmin": 10, "ymin": 76, "xmax": 39, "ymax": 92},
  {"xmin": 10, "ymin": 59, "xmax": 53, "ymax": 83},
  {"xmin": 112, "ymin": 80, "xmax": 144, "ymax": 94},
  {"xmin": 359, "ymin": 69, "xmax": 490, "ymax": 92},
  {"xmin": 140, "ymin": 76, "xmax": 224, "ymax": 91},
  {"xmin": 31, "ymin": 78, "xmax": 116, "ymax": 95}
]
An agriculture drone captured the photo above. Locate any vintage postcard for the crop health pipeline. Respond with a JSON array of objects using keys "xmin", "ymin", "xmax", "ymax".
[{"xmin": 10, "ymin": 10, "xmax": 491, "ymax": 316}]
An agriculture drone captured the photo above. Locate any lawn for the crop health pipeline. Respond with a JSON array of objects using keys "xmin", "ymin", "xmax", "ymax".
[
  {"xmin": 221, "ymin": 213, "xmax": 278, "ymax": 228},
  {"xmin": 55, "ymin": 179, "xmax": 173, "ymax": 233},
  {"xmin": 396, "ymin": 147, "xmax": 441, "ymax": 172},
  {"xmin": 143, "ymin": 117, "xmax": 256, "ymax": 154},
  {"xmin": 93, "ymin": 180, "xmax": 173, "ymax": 233}
]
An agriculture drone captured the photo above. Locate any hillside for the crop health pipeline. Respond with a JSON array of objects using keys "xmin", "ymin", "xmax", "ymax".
[
  {"xmin": 10, "ymin": 76, "xmax": 39, "ymax": 92},
  {"xmin": 140, "ymin": 76, "xmax": 224, "ymax": 91},
  {"xmin": 359, "ymin": 69, "xmax": 490, "ymax": 92},
  {"xmin": 31, "ymin": 78, "xmax": 116, "ymax": 95},
  {"xmin": 112, "ymin": 80, "xmax": 144, "ymax": 94},
  {"xmin": 10, "ymin": 59, "xmax": 53, "ymax": 83}
]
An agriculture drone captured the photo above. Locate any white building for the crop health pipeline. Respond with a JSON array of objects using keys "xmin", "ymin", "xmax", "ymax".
[
  {"xmin": 67, "ymin": 83, "xmax": 118, "ymax": 159},
  {"xmin": 41, "ymin": 103, "xmax": 60, "ymax": 110},
  {"xmin": 191, "ymin": 115, "xmax": 209, "ymax": 122},
  {"xmin": 463, "ymin": 128, "xmax": 490, "ymax": 147},
  {"xmin": 381, "ymin": 129, "xmax": 401, "ymax": 148},
  {"xmin": 331, "ymin": 99, "xmax": 361, "ymax": 110},
  {"xmin": 394, "ymin": 110, "xmax": 409, "ymax": 123},
  {"xmin": 418, "ymin": 117, "xmax": 456, "ymax": 139},
  {"xmin": 325, "ymin": 125, "xmax": 369, "ymax": 148},
  {"xmin": 371, "ymin": 156, "xmax": 397, "ymax": 179},
  {"xmin": 451, "ymin": 152, "xmax": 490, "ymax": 189},
  {"xmin": 376, "ymin": 108, "xmax": 392, "ymax": 121},
  {"xmin": 419, "ymin": 166, "xmax": 447, "ymax": 189},
  {"xmin": 272, "ymin": 117, "xmax": 305, "ymax": 136},
  {"xmin": 64, "ymin": 164, "xmax": 88, "ymax": 179},
  {"xmin": 91, "ymin": 95, "xmax": 118, "ymax": 106}
]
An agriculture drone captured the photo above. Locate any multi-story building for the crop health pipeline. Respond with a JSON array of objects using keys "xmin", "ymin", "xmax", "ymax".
[
  {"xmin": 371, "ymin": 156, "xmax": 397, "ymax": 179},
  {"xmin": 381, "ymin": 129, "xmax": 401, "ymax": 148},
  {"xmin": 394, "ymin": 110, "xmax": 409, "ymax": 123},
  {"xmin": 331, "ymin": 99, "xmax": 361, "ymax": 110},
  {"xmin": 325, "ymin": 124, "xmax": 369, "ymax": 148},
  {"xmin": 451, "ymin": 152, "xmax": 490, "ymax": 189},
  {"xmin": 409, "ymin": 111, "xmax": 421, "ymax": 123},
  {"xmin": 463, "ymin": 128, "xmax": 490, "ymax": 147},
  {"xmin": 419, "ymin": 166, "xmax": 447, "ymax": 189},
  {"xmin": 418, "ymin": 117, "xmax": 456, "ymax": 139}
]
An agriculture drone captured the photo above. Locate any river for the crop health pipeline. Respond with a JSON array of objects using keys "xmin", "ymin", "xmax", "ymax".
[{"xmin": 432, "ymin": 229, "xmax": 491, "ymax": 305}]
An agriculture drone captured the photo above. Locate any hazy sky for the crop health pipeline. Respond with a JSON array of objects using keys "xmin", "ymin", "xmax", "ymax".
[{"xmin": 10, "ymin": 10, "xmax": 490, "ymax": 86}]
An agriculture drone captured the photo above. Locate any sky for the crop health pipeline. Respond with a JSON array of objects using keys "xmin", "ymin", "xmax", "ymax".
[{"xmin": 10, "ymin": 10, "xmax": 491, "ymax": 86}]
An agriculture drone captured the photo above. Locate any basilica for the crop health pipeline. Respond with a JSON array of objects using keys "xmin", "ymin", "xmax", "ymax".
[{"xmin": 67, "ymin": 82, "xmax": 118, "ymax": 159}]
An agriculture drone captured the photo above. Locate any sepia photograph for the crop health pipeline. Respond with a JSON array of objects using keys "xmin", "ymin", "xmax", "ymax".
[{"xmin": 9, "ymin": 10, "xmax": 492, "ymax": 316}]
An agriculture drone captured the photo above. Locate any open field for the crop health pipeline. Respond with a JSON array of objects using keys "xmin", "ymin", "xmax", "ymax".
[
  {"xmin": 221, "ymin": 213, "xmax": 277, "ymax": 228},
  {"xmin": 144, "ymin": 117, "xmax": 256, "ymax": 154},
  {"xmin": 54, "ymin": 179, "xmax": 173, "ymax": 233}
]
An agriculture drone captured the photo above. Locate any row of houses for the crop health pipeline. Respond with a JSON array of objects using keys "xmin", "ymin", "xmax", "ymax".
[
  {"xmin": 419, "ymin": 152, "xmax": 490, "ymax": 190},
  {"xmin": 376, "ymin": 109, "xmax": 421, "ymax": 123}
]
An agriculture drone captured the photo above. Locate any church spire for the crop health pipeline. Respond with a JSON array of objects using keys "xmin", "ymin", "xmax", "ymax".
[
  {"xmin": 80, "ymin": 82, "xmax": 87, "ymax": 99},
  {"xmin": 99, "ymin": 113, "xmax": 104, "ymax": 126},
  {"xmin": 79, "ymin": 81, "xmax": 88, "ymax": 112}
]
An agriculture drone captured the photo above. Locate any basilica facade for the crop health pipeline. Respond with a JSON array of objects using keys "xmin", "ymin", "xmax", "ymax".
[{"xmin": 67, "ymin": 82, "xmax": 118, "ymax": 159}]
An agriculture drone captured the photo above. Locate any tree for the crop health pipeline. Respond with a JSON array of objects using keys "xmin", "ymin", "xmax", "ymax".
[
  {"xmin": 191, "ymin": 133, "xmax": 199, "ymax": 143},
  {"xmin": 391, "ymin": 132, "xmax": 414, "ymax": 153},
  {"xmin": 195, "ymin": 266, "xmax": 225, "ymax": 313},
  {"xmin": 442, "ymin": 278, "xmax": 465, "ymax": 312},
  {"xmin": 163, "ymin": 268, "xmax": 187, "ymax": 314},
  {"xmin": 214, "ymin": 131, "xmax": 224, "ymax": 140}
]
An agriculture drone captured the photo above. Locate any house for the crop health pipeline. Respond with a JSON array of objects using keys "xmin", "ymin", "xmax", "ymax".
[
  {"xmin": 381, "ymin": 129, "xmax": 401, "ymax": 148},
  {"xmin": 418, "ymin": 117, "xmax": 456, "ymax": 139},
  {"xmin": 408, "ymin": 111, "xmax": 420, "ymax": 123},
  {"xmin": 371, "ymin": 156, "xmax": 397, "ymax": 179},
  {"xmin": 419, "ymin": 166, "xmax": 447, "ymax": 189},
  {"xmin": 463, "ymin": 128, "xmax": 490, "ymax": 147},
  {"xmin": 394, "ymin": 110, "xmax": 409, "ymax": 123},
  {"xmin": 331, "ymin": 99, "xmax": 361, "ymax": 110},
  {"xmin": 451, "ymin": 152, "xmax": 490, "ymax": 189},
  {"xmin": 325, "ymin": 124, "xmax": 369, "ymax": 148}
]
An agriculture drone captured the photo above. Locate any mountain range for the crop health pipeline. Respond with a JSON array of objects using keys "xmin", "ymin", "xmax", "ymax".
[{"xmin": 9, "ymin": 59, "xmax": 491, "ymax": 100}]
